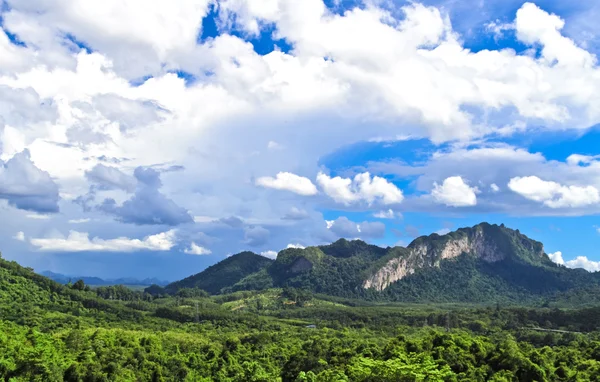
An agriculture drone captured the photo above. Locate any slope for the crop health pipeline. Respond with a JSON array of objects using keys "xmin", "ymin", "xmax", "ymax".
[{"xmin": 164, "ymin": 251, "xmax": 274, "ymax": 294}]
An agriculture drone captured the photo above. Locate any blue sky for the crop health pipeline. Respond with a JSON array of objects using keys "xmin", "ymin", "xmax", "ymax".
[{"xmin": 1, "ymin": 0, "xmax": 600, "ymax": 280}]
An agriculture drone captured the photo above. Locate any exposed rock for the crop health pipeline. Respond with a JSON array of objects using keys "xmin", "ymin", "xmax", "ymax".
[
  {"xmin": 289, "ymin": 257, "xmax": 313, "ymax": 274},
  {"xmin": 363, "ymin": 224, "xmax": 544, "ymax": 291},
  {"xmin": 363, "ymin": 257, "xmax": 414, "ymax": 291}
]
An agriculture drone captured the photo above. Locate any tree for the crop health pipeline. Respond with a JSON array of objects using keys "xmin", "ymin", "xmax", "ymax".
[{"xmin": 72, "ymin": 279, "xmax": 85, "ymax": 291}]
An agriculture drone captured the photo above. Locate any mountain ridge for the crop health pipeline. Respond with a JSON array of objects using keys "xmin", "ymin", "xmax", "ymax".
[
  {"xmin": 40, "ymin": 271, "xmax": 170, "ymax": 286},
  {"xmin": 164, "ymin": 222, "xmax": 599, "ymax": 303}
]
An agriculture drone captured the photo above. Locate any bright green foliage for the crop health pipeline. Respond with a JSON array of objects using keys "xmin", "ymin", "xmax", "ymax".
[
  {"xmin": 164, "ymin": 251, "xmax": 273, "ymax": 294},
  {"xmin": 6, "ymin": 237, "xmax": 600, "ymax": 381}
]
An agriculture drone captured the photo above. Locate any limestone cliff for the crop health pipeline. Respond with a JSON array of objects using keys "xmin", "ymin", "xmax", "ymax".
[{"xmin": 363, "ymin": 223, "xmax": 545, "ymax": 291}]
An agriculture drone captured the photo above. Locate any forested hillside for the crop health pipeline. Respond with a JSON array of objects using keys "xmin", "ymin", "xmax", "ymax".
[
  {"xmin": 5, "ymin": 248, "xmax": 600, "ymax": 380},
  {"xmin": 164, "ymin": 251, "xmax": 273, "ymax": 294},
  {"xmin": 165, "ymin": 223, "xmax": 600, "ymax": 305}
]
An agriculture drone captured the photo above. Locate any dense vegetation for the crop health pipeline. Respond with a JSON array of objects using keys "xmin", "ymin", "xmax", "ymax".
[
  {"xmin": 4, "ymin": 223, "xmax": 600, "ymax": 380},
  {"xmin": 4, "ymin": 251, "xmax": 600, "ymax": 381}
]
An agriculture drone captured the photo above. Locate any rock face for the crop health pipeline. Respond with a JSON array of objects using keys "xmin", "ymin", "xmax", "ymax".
[
  {"xmin": 363, "ymin": 223, "xmax": 545, "ymax": 291},
  {"xmin": 363, "ymin": 257, "xmax": 413, "ymax": 291},
  {"xmin": 289, "ymin": 257, "xmax": 313, "ymax": 274}
]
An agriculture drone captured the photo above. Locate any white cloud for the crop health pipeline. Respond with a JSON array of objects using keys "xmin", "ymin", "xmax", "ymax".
[
  {"xmin": 317, "ymin": 172, "xmax": 403, "ymax": 206},
  {"xmin": 256, "ymin": 172, "xmax": 318, "ymax": 196},
  {"xmin": 286, "ymin": 243, "xmax": 305, "ymax": 249},
  {"xmin": 565, "ymin": 256, "xmax": 600, "ymax": 272},
  {"xmin": 3, "ymin": 0, "xmax": 212, "ymax": 79},
  {"xmin": 486, "ymin": 20, "xmax": 513, "ymax": 39},
  {"xmin": 431, "ymin": 176, "xmax": 479, "ymax": 207},
  {"xmin": 508, "ymin": 176, "xmax": 600, "ymax": 208},
  {"xmin": 435, "ymin": 228, "xmax": 451, "ymax": 235},
  {"xmin": 68, "ymin": 218, "xmax": 91, "ymax": 224},
  {"xmin": 548, "ymin": 251, "xmax": 600, "ymax": 272},
  {"xmin": 30, "ymin": 230, "xmax": 176, "ymax": 252},
  {"xmin": 490, "ymin": 183, "xmax": 500, "ymax": 192},
  {"xmin": 373, "ymin": 209, "xmax": 396, "ymax": 219},
  {"xmin": 26, "ymin": 214, "xmax": 51, "ymax": 220},
  {"xmin": 184, "ymin": 242, "xmax": 212, "ymax": 255},
  {"xmin": 260, "ymin": 250, "xmax": 278, "ymax": 259},
  {"xmin": 3, "ymin": 0, "xmax": 600, "ymax": 274},
  {"xmin": 548, "ymin": 251, "xmax": 564, "ymax": 264},
  {"xmin": 13, "ymin": 231, "xmax": 25, "ymax": 241},
  {"xmin": 566, "ymin": 154, "xmax": 600, "ymax": 166},
  {"xmin": 193, "ymin": 216, "xmax": 217, "ymax": 223}
]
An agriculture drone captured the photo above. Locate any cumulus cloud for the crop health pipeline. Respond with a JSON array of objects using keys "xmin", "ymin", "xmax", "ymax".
[
  {"xmin": 431, "ymin": 176, "xmax": 479, "ymax": 207},
  {"xmin": 287, "ymin": 243, "xmax": 305, "ymax": 249},
  {"xmin": 260, "ymin": 250, "xmax": 278, "ymax": 259},
  {"xmin": 317, "ymin": 172, "xmax": 403, "ymax": 206},
  {"xmin": 13, "ymin": 231, "xmax": 25, "ymax": 241},
  {"xmin": 256, "ymin": 172, "xmax": 318, "ymax": 196},
  {"xmin": 30, "ymin": 230, "xmax": 177, "ymax": 252},
  {"xmin": 326, "ymin": 216, "xmax": 385, "ymax": 239},
  {"xmin": 548, "ymin": 251, "xmax": 565, "ymax": 264},
  {"xmin": 548, "ymin": 251, "xmax": 600, "ymax": 272},
  {"xmin": 508, "ymin": 176, "xmax": 600, "ymax": 208},
  {"xmin": 98, "ymin": 167, "xmax": 193, "ymax": 225},
  {"xmin": 0, "ymin": 150, "xmax": 60, "ymax": 213},
  {"xmin": 184, "ymin": 242, "xmax": 212, "ymax": 255},
  {"xmin": 2, "ymin": 0, "xmax": 212, "ymax": 79},
  {"xmin": 4, "ymin": 0, "xmax": 600, "ymax": 275}
]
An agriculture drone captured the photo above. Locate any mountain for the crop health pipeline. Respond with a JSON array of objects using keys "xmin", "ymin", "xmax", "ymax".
[
  {"xmin": 164, "ymin": 251, "xmax": 274, "ymax": 294},
  {"xmin": 40, "ymin": 271, "xmax": 170, "ymax": 286},
  {"xmin": 168, "ymin": 222, "xmax": 600, "ymax": 303}
]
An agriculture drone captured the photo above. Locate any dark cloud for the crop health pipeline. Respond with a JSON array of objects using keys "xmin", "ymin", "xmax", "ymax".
[
  {"xmin": 0, "ymin": 150, "xmax": 60, "ymax": 212},
  {"xmin": 74, "ymin": 186, "xmax": 98, "ymax": 212},
  {"xmin": 219, "ymin": 216, "xmax": 244, "ymax": 228},
  {"xmin": 85, "ymin": 164, "xmax": 137, "ymax": 192},
  {"xmin": 133, "ymin": 167, "xmax": 162, "ymax": 188},
  {"xmin": 243, "ymin": 226, "xmax": 270, "ymax": 247},
  {"xmin": 97, "ymin": 166, "xmax": 193, "ymax": 226},
  {"xmin": 96, "ymin": 155, "xmax": 131, "ymax": 164},
  {"xmin": 282, "ymin": 207, "xmax": 310, "ymax": 220}
]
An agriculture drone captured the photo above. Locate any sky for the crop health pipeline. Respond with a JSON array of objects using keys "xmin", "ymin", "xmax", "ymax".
[{"xmin": 1, "ymin": 0, "xmax": 600, "ymax": 280}]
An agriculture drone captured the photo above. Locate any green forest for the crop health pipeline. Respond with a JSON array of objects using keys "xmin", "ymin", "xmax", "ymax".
[{"xmin": 4, "ymin": 252, "xmax": 600, "ymax": 382}]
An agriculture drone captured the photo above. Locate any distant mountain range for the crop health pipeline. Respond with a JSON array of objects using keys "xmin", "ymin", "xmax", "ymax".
[
  {"xmin": 162, "ymin": 222, "xmax": 600, "ymax": 304},
  {"xmin": 40, "ymin": 271, "xmax": 170, "ymax": 287}
]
